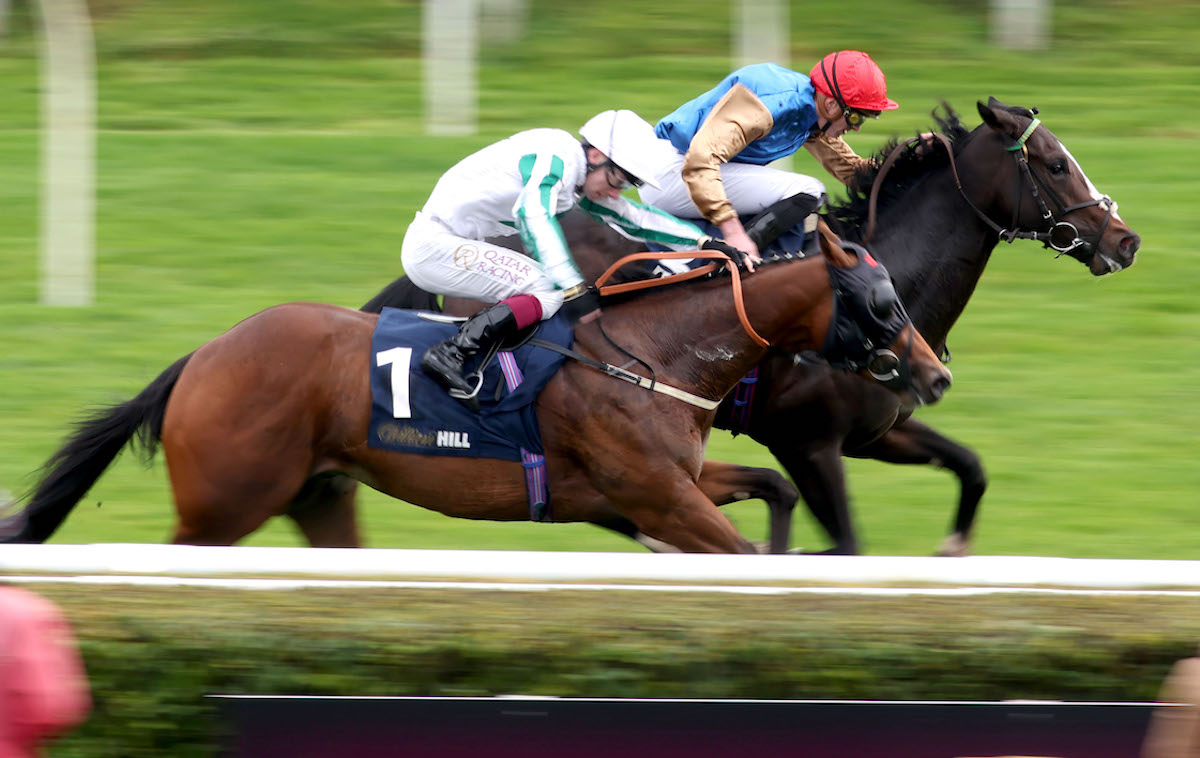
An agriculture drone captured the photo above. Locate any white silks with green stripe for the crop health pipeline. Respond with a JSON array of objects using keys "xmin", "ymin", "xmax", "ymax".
[{"xmin": 402, "ymin": 127, "xmax": 706, "ymax": 314}]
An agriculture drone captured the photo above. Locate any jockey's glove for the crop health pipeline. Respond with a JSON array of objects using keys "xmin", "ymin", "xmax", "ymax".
[
  {"xmin": 700, "ymin": 237, "xmax": 752, "ymax": 268},
  {"xmin": 561, "ymin": 284, "xmax": 601, "ymax": 324}
]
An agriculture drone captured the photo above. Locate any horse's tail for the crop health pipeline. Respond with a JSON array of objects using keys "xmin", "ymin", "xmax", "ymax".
[
  {"xmin": 359, "ymin": 275, "xmax": 441, "ymax": 314},
  {"xmin": 0, "ymin": 353, "xmax": 193, "ymax": 544}
]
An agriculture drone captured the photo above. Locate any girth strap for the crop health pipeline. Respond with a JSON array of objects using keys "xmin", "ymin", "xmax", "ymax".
[{"xmin": 528, "ymin": 338, "xmax": 721, "ymax": 411}]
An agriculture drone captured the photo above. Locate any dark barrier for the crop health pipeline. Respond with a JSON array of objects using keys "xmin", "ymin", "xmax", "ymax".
[{"xmin": 213, "ymin": 695, "xmax": 1162, "ymax": 757}]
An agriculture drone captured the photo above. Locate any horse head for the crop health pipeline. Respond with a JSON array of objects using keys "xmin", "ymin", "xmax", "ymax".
[
  {"xmin": 973, "ymin": 97, "xmax": 1141, "ymax": 275},
  {"xmin": 813, "ymin": 222, "xmax": 951, "ymax": 410}
]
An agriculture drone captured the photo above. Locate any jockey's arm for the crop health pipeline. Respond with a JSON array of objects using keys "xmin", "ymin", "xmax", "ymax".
[
  {"xmin": 680, "ymin": 84, "xmax": 774, "ymax": 226},
  {"xmin": 804, "ymin": 132, "xmax": 873, "ymax": 186},
  {"xmin": 576, "ymin": 196, "xmax": 706, "ymax": 251},
  {"xmin": 512, "ymin": 151, "xmax": 585, "ymax": 291}
]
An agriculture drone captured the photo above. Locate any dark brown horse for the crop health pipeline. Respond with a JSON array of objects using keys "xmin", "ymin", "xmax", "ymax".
[
  {"xmin": 2, "ymin": 231, "xmax": 951, "ymax": 552},
  {"xmin": 369, "ymin": 99, "xmax": 1141, "ymax": 555}
]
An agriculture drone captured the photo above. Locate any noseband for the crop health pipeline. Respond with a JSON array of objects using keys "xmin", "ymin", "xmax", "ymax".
[{"xmin": 865, "ymin": 116, "xmax": 1116, "ymax": 257}]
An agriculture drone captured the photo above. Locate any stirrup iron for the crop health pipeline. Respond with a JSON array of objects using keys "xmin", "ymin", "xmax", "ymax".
[{"xmin": 448, "ymin": 371, "xmax": 485, "ymax": 403}]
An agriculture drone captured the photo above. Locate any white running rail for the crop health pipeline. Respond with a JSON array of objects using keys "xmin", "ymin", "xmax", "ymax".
[{"xmin": 2, "ymin": 544, "xmax": 1200, "ymax": 590}]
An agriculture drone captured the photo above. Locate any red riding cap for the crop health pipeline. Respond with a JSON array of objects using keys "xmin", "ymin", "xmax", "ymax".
[{"xmin": 809, "ymin": 50, "xmax": 899, "ymax": 111}]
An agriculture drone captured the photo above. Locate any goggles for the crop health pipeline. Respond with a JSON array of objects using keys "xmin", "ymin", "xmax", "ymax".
[
  {"xmin": 603, "ymin": 162, "xmax": 642, "ymax": 190},
  {"xmin": 843, "ymin": 107, "xmax": 881, "ymax": 129},
  {"xmin": 589, "ymin": 159, "xmax": 642, "ymax": 190}
]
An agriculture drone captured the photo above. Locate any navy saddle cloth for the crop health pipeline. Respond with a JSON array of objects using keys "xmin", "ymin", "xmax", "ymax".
[{"xmin": 368, "ymin": 307, "xmax": 572, "ymax": 461}]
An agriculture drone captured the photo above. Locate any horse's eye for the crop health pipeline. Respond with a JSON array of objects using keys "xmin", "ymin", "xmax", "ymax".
[{"xmin": 1049, "ymin": 160, "xmax": 1067, "ymax": 176}]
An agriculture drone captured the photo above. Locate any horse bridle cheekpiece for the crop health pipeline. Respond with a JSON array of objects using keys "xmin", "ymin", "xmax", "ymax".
[
  {"xmin": 998, "ymin": 114, "xmax": 1115, "ymax": 256},
  {"xmin": 821, "ymin": 243, "xmax": 913, "ymax": 389},
  {"xmin": 1005, "ymin": 117, "xmax": 1114, "ymax": 254}
]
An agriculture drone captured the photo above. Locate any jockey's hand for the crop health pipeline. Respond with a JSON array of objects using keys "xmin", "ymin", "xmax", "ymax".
[
  {"xmin": 915, "ymin": 131, "xmax": 938, "ymax": 155},
  {"xmin": 701, "ymin": 237, "xmax": 757, "ymax": 272},
  {"xmin": 562, "ymin": 284, "xmax": 601, "ymax": 324},
  {"xmin": 714, "ymin": 218, "xmax": 762, "ymax": 271}
]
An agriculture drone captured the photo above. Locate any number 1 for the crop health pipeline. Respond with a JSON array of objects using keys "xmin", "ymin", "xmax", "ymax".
[{"xmin": 376, "ymin": 347, "xmax": 413, "ymax": 419}]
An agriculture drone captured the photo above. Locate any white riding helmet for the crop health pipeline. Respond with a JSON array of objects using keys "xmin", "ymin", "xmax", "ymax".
[{"xmin": 579, "ymin": 109, "xmax": 669, "ymax": 191}]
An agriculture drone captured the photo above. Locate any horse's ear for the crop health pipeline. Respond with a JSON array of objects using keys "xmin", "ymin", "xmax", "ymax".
[
  {"xmin": 977, "ymin": 98, "xmax": 1019, "ymax": 135},
  {"xmin": 817, "ymin": 217, "xmax": 857, "ymax": 268},
  {"xmin": 977, "ymin": 99, "xmax": 1003, "ymax": 129}
]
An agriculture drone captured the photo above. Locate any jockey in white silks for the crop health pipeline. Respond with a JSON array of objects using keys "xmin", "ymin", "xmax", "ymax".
[{"xmin": 401, "ymin": 109, "xmax": 744, "ymax": 401}]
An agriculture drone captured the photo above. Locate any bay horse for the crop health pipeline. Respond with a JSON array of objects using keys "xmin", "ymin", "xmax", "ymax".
[
  {"xmin": 2, "ymin": 230, "xmax": 951, "ymax": 552},
  {"xmin": 368, "ymin": 98, "xmax": 1141, "ymax": 555}
]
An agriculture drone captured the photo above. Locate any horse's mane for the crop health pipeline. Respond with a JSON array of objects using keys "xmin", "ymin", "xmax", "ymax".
[{"xmin": 825, "ymin": 102, "xmax": 974, "ymax": 241}]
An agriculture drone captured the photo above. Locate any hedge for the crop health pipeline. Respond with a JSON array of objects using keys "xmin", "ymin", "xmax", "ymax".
[{"xmin": 27, "ymin": 584, "xmax": 1200, "ymax": 757}]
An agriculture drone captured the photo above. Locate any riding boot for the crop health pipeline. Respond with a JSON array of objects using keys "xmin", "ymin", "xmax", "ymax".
[
  {"xmin": 421, "ymin": 302, "xmax": 519, "ymax": 396},
  {"xmin": 744, "ymin": 192, "xmax": 822, "ymax": 252}
]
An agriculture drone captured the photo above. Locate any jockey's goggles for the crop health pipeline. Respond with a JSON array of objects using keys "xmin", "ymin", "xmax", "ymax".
[
  {"xmin": 843, "ymin": 106, "xmax": 881, "ymax": 129},
  {"xmin": 594, "ymin": 160, "xmax": 642, "ymax": 190}
]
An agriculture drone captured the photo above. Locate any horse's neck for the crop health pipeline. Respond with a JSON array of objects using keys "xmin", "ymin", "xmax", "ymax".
[
  {"xmin": 591, "ymin": 257, "xmax": 827, "ymax": 401},
  {"xmin": 868, "ymin": 170, "xmax": 1001, "ymax": 348}
]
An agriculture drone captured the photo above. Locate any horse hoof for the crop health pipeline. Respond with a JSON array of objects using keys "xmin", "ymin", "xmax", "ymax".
[
  {"xmin": 634, "ymin": 534, "xmax": 682, "ymax": 553},
  {"xmin": 935, "ymin": 533, "xmax": 971, "ymax": 557}
]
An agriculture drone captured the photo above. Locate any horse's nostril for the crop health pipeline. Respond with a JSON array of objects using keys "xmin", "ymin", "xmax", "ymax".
[
  {"xmin": 931, "ymin": 373, "xmax": 952, "ymax": 400},
  {"xmin": 1122, "ymin": 234, "xmax": 1141, "ymax": 255}
]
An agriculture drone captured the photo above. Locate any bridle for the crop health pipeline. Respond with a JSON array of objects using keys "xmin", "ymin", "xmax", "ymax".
[
  {"xmin": 819, "ymin": 241, "xmax": 914, "ymax": 391},
  {"xmin": 865, "ymin": 114, "xmax": 1117, "ymax": 258}
]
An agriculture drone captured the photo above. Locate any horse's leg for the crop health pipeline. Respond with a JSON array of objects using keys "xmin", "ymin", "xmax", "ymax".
[
  {"xmin": 587, "ymin": 461, "xmax": 799, "ymax": 554},
  {"xmin": 769, "ymin": 442, "xmax": 857, "ymax": 554},
  {"xmin": 285, "ymin": 473, "xmax": 361, "ymax": 548},
  {"xmin": 169, "ymin": 457, "xmax": 312, "ymax": 545},
  {"xmin": 587, "ymin": 517, "xmax": 681, "ymax": 553},
  {"xmin": 165, "ymin": 381, "xmax": 325, "ymax": 546},
  {"xmin": 694, "ymin": 460, "xmax": 799, "ymax": 554},
  {"xmin": 170, "ymin": 496, "xmax": 283, "ymax": 546},
  {"xmin": 617, "ymin": 478, "xmax": 758, "ymax": 554},
  {"xmin": 847, "ymin": 417, "xmax": 986, "ymax": 557}
]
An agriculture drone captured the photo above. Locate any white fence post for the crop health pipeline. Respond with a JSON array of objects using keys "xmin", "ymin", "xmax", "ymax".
[
  {"xmin": 733, "ymin": 0, "xmax": 788, "ymax": 70},
  {"xmin": 35, "ymin": 0, "xmax": 96, "ymax": 306},
  {"xmin": 990, "ymin": 0, "xmax": 1051, "ymax": 50},
  {"xmin": 422, "ymin": 0, "xmax": 478, "ymax": 136}
]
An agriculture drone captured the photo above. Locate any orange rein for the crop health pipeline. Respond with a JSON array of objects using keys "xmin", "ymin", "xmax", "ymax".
[{"xmin": 592, "ymin": 250, "xmax": 770, "ymax": 348}]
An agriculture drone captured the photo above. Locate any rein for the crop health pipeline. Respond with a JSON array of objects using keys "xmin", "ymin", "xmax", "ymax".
[
  {"xmin": 594, "ymin": 250, "xmax": 770, "ymax": 348},
  {"xmin": 533, "ymin": 249, "xmax": 774, "ymax": 411},
  {"xmin": 863, "ymin": 119, "xmax": 1115, "ymax": 256}
]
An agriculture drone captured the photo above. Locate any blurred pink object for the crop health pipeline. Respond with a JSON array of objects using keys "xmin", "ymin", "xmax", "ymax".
[{"xmin": 0, "ymin": 585, "xmax": 91, "ymax": 758}]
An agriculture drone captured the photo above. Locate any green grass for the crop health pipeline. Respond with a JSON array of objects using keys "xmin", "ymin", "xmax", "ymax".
[{"xmin": 2, "ymin": 0, "xmax": 1198, "ymax": 557}]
